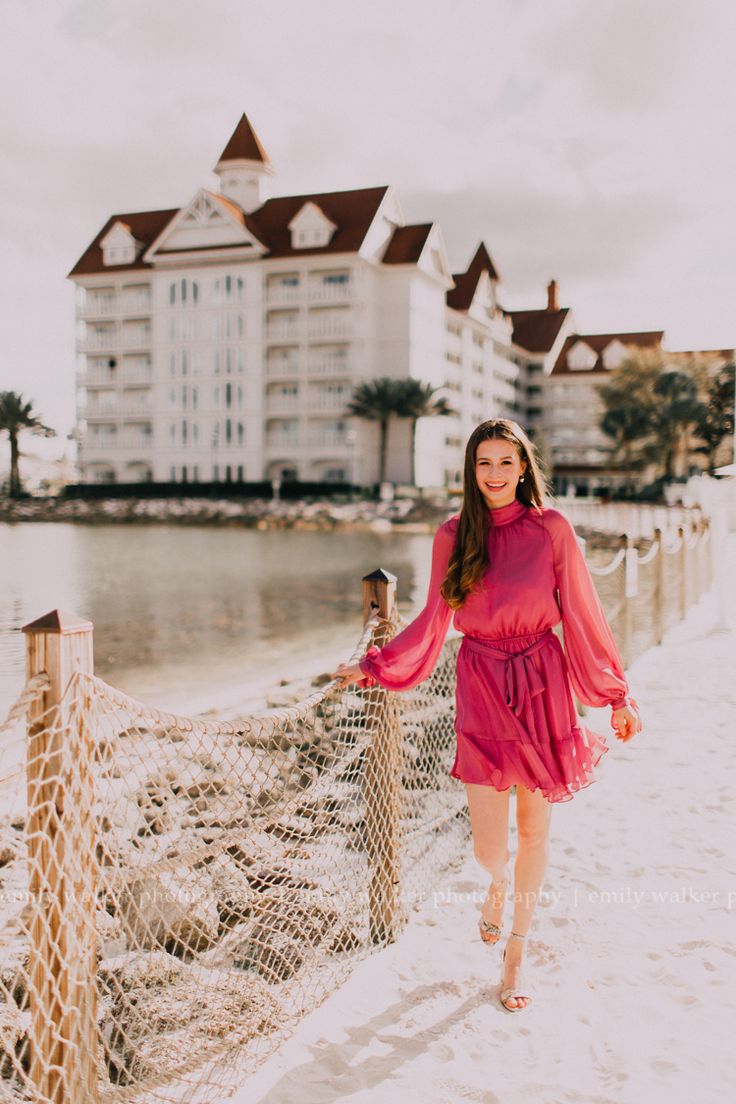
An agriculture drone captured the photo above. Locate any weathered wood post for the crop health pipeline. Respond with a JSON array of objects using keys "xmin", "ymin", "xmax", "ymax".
[
  {"xmin": 361, "ymin": 569, "xmax": 404, "ymax": 945},
  {"xmin": 677, "ymin": 525, "xmax": 687, "ymax": 620},
  {"xmin": 22, "ymin": 610, "xmax": 99, "ymax": 1104},
  {"xmin": 653, "ymin": 528, "xmax": 665, "ymax": 646},
  {"xmin": 619, "ymin": 534, "xmax": 635, "ymax": 668}
]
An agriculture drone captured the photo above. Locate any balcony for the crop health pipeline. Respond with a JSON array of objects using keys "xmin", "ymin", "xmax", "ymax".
[
  {"xmin": 120, "ymin": 328, "xmax": 151, "ymax": 350},
  {"xmin": 265, "ymin": 432, "xmax": 300, "ymax": 450},
  {"xmin": 82, "ymin": 369, "xmax": 118, "ymax": 387},
  {"xmin": 308, "ymin": 430, "xmax": 348, "ymax": 448},
  {"xmin": 265, "ymin": 324, "xmax": 300, "ymax": 343},
  {"xmin": 307, "ymin": 314, "xmax": 352, "ymax": 340},
  {"xmin": 266, "ymin": 285, "xmax": 301, "ymax": 306},
  {"xmin": 79, "ymin": 298, "xmax": 117, "ymax": 319},
  {"xmin": 306, "ymin": 357, "xmax": 350, "ymax": 375},
  {"xmin": 266, "ymin": 358, "xmax": 300, "ymax": 378},
  {"xmin": 265, "ymin": 394, "xmax": 300, "ymax": 413},
  {"xmin": 79, "ymin": 330, "xmax": 117, "ymax": 353},
  {"xmin": 308, "ymin": 281, "xmax": 353, "ymax": 303},
  {"xmin": 119, "ymin": 295, "xmax": 151, "ymax": 316},
  {"xmin": 85, "ymin": 431, "xmax": 153, "ymax": 452},
  {"xmin": 308, "ymin": 392, "xmax": 352, "ymax": 411}
]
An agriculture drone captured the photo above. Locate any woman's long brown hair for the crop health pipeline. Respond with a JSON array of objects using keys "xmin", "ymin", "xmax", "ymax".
[{"xmin": 440, "ymin": 419, "xmax": 553, "ymax": 609}]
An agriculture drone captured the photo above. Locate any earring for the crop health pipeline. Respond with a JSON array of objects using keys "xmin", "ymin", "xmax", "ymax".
[{"xmin": 519, "ymin": 475, "xmax": 525, "ymax": 483}]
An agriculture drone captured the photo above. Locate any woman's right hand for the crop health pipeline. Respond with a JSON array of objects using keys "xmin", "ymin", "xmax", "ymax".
[{"xmin": 330, "ymin": 661, "xmax": 366, "ymax": 687}]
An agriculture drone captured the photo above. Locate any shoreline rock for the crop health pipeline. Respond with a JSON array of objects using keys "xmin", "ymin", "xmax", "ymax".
[{"xmin": 0, "ymin": 494, "xmax": 460, "ymax": 532}]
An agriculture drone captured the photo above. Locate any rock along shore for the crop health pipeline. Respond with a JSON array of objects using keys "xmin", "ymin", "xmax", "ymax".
[{"xmin": 0, "ymin": 494, "xmax": 460, "ymax": 532}]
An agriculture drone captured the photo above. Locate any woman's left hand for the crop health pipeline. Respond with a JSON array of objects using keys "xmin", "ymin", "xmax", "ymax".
[{"xmin": 611, "ymin": 703, "xmax": 641, "ymax": 742}]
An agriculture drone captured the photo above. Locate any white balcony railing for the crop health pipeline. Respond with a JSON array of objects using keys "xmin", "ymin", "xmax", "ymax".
[
  {"xmin": 79, "ymin": 299, "xmax": 117, "ymax": 319},
  {"xmin": 306, "ymin": 357, "xmax": 350, "ymax": 375},
  {"xmin": 119, "ymin": 296, "xmax": 152, "ymax": 315},
  {"xmin": 265, "ymin": 396, "xmax": 300, "ymax": 413},
  {"xmin": 265, "ymin": 433, "xmax": 300, "ymax": 449},
  {"xmin": 82, "ymin": 371, "xmax": 118, "ymax": 387},
  {"xmin": 120, "ymin": 329, "xmax": 151, "ymax": 350},
  {"xmin": 308, "ymin": 317, "xmax": 352, "ymax": 339},
  {"xmin": 308, "ymin": 394, "xmax": 352, "ymax": 410},
  {"xmin": 307, "ymin": 282, "xmax": 353, "ymax": 303},
  {"xmin": 85, "ymin": 435, "xmax": 153, "ymax": 452},
  {"xmin": 266, "ymin": 359, "xmax": 300, "ymax": 377},
  {"xmin": 266, "ymin": 286, "xmax": 301, "ymax": 306},
  {"xmin": 308, "ymin": 431, "xmax": 348, "ymax": 448},
  {"xmin": 79, "ymin": 331, "xmax": 117, "ymax": 353},
  {"xmin": 266, "ymin": 324, "xmax": 300, "ymax": 342}
]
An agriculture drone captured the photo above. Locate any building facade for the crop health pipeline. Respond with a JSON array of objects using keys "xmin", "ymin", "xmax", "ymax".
[{"xmin": 69, "ymin": 115, "xmax": 521, "ymax": 489}]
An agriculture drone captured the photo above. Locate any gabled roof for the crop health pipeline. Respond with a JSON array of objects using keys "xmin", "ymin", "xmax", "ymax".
[
  {"xmin": 246, "ymin": 185, "xmax": 390, "ymax": 258},
  {"xmin": 217, "ymin": 113, "xmax": 270, "ymax": 164},
  {"xmin": 552, "ymin": 331, "xmax": 665, "ymax": 375},
  {"xmin": 68, "ymin": 186, "xmax": 392, "ymax": 274},
  {"xmin": 382, "ymin": 223, "xmax": 433, "ymax": 264},
  {"xmin": 507, "ymin": 308, "xmax": 571, "ymax": 354},
  {"xmin": 67, "ymin": 208, "xmax": 178, "ymax": 277},
  {"xmin": 446, "ymin": 243, "xmax": 500, "ymax": 311}
]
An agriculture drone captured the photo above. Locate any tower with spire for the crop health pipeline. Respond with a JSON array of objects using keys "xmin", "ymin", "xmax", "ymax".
[{"xmin": 214, "ymin": 113, "xmax": 274, "ymax": 213}]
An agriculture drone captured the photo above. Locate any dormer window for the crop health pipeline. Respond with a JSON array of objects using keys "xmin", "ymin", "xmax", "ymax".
[
  {"xmin": 601, "ymin": 340, "xmax": 629, "ymax": 370},
  {"xmin": 288, "ymin": 202, "xmax": 337, "ymax": 250},
  {"xmin": 100, "ymin": 221, "xmax": 138, "ymax": 267},
  {"xmin": 567, "ymin": 341, "xmax": 598, "ymax": 371}
]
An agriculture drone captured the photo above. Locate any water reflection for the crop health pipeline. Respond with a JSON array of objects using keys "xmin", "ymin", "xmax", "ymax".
[{"xmin": 0, "ymin": 523, "xmax": 435, "ymax": 716}]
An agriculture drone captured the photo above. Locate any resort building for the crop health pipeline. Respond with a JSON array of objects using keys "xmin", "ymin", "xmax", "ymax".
[{"xmin": 69, "ymin": 114, "xmax": 522, "ymax": 489}]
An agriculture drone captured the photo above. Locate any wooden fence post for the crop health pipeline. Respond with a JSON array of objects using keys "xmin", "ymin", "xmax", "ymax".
[
  {"xmin": 677, "ymin": 525, "xmax": 687, "ymax": 619},
  {"xmin": 22, "ymin": 610, "xmax": 99, "ymax": 1104},
  {"xmin": 360, "ymin": 570, "xmax": 403, "ymax": 945},
  {"xmin": 653, "ymin": 528, "xmax": 665, "ymax": 646},
  {"xmin": 619, "ymin": 535, "xmax": 634, "ymax": 669}
]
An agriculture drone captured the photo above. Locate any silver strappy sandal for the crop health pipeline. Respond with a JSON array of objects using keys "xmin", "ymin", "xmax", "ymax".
[{"xmin": 500, "ymin": 931, "xmax": 532, "ymax": 1011}]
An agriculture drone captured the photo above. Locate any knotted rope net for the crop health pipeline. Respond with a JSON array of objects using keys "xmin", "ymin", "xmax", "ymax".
[{"xmin": 0, "ymin": 609, "xmax": 466, "ymax": 1104}]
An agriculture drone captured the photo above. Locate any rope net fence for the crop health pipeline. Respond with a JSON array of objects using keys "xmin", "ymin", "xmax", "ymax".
[{"xmin": 0, "ymin": 511, "xmax": 712, "ymax": 1103}]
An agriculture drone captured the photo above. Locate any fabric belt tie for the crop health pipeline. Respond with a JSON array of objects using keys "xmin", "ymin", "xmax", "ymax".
[{"xmin": 462, "ymin": 629, "xmax": 555, "ymax": 721}]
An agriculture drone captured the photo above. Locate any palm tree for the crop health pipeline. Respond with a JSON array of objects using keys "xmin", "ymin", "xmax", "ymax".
[
  {"xmin": 394, "ymin": 379, "xmax": 456, "ymax": 486},
  {"xmin": 345, "ymin": 378, "xmax": 405, "ymax": 485},
  {"xmin": 0, "ymin": 391, "xmax": 56, "ymax": 498}
]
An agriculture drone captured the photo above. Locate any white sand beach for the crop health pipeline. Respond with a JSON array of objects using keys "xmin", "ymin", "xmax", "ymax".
[{"xmin": 225, "ymin": 534, "xmax": 736, "ymax": 1104}]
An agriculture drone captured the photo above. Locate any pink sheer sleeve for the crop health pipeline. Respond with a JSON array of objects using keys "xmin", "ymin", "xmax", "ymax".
[
  {"xmin": 357, "ymin": 519, "xmax": 457, "ymax": 691},
  {"xmin": 546, "ymin": 509, "xmax": 636, "ymax": 714}
]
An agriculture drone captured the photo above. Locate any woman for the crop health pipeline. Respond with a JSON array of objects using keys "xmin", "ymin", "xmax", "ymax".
[{"xmin": 332, "ymin": 419, "xmax": 642, "ymax": 1013}]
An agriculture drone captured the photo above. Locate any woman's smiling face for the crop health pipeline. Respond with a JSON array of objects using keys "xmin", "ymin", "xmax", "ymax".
[{"xmin": 474, "ymin": 437, "xmax": 527, "ymax": 510}]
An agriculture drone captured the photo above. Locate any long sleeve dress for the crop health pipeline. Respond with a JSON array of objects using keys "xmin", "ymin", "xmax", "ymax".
[{"xmin": 357, "ymin": 496, "xmax": 642, "ymax": 803}]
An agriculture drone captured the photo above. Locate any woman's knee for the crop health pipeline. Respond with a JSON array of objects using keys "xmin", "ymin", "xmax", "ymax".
[
  {"xmin": 517, "ymin": 822, "xmax": 550, "ymax": 850},
  {"xmin": 473, "ymin": 842, "xmax": 510, "ymax": 873}
]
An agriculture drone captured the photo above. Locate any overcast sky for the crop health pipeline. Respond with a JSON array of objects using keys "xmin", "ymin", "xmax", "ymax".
[{"xmin": 2, "ymin": 0, "xmax": 735, "ymax": 451}]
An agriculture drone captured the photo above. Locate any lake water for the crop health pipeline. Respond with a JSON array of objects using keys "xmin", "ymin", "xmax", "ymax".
[{"xmin": 0, "ymin": 523, "xmax": 437, "ymax": 720}]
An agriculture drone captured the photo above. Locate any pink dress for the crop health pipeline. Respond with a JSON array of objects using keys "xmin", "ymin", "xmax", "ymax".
[{"xmin": 357, "ymin": 497, "xmax": 641, "ymax": 803}]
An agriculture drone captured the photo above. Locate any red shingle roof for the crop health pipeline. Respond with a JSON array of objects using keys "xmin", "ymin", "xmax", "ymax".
[
  {"xmin": 552, "ymin": 331, "xmax": 665, "ymax": 375},
  {"xmin": 217, "ymin": 113, "xmax": 270, "ymax": 164},
  {"xmin": 68, "ymin": 186, "xmax": 392, "ymax": 275},
  {"xmin": 446, "ymin": 243, "xmax": 500, "ymax": 311},
  {"xmin": 507, "ymin": 308, "xmax": 571, "ymax": 353},
  {"xmin": 247, "ymin": 186, "xmax": 390, "ymax": 258},
  {"xmin": 67, "ymin": 209, "xmax": 178, "ymax": 277},
  {"xmin": 382, "ymin": 223, "xmax": 433, "ymax": 264}
]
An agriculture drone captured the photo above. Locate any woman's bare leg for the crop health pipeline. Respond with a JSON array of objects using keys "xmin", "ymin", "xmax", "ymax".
[
  {"xmin": 502, "ymin": 784, "xmax": 553, "ymax": 1007},
  {"xmin": 465, "ymin": 783, "xmax": 511, "ymax": 929}
]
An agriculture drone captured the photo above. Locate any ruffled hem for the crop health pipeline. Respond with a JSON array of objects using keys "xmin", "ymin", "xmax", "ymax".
[{"xmin": 449, "ymin": 721, "xmax": 610, "ymax": 804}]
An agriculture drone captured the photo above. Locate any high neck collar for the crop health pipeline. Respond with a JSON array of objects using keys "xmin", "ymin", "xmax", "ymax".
[{"xmin": 487, "ymin": 497, "xmax": 528, "ymax": 526}]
